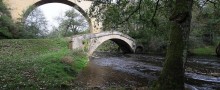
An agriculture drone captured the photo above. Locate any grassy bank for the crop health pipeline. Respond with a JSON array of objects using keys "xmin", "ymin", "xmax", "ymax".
[
  {"xmin": 190, "ymin": 46, "xmax": 216, "ymax": 56},
  {"xmin": 0, "ymin": 38, "xmax": 88, "ymax": 89}
]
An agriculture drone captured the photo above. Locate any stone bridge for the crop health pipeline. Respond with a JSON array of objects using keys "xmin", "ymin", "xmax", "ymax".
[
  {"xmin": 70, "ymin": 31, "xmax": 143, "ymax": 56},
  {"xmin": 3, "ymin": 0, "xmax": 143, "ymax": 54}
]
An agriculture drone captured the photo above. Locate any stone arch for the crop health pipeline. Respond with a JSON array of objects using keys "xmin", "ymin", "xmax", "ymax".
[
  {"xmin": 135, "ymin": 45, "xmax": 144, "ymax": 53},
  {"xmin": 88, "ymin": 35, "xmax": 135, "ymax": 55},
  {"xmin": 22, "ymin": 0, "xmax": 93, "ymax": 32}
]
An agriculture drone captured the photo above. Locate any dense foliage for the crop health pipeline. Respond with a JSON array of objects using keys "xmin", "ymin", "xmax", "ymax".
[
  {"xmin": 90, "ymin": 0, "xmax": 220, "ymax": 54},
  {"xmin": 0, "ymin": 0, "xmax": 16, "ymax": 39},
  {"xmin": 190, "ymin": 0, "xmax": 220, "ymax": 47},
  {"xmin": 89, "ymin": 0, "xmax": 173, "ymax": 53}
]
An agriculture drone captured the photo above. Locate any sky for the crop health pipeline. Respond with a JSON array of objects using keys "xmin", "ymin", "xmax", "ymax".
[
  {"xmin": 34, "ymin": 3, "xmax": 82, "ymax": 30},
  {"xmin": 27, "ymin": 1, "xmax": 116, "ymax": 31}
]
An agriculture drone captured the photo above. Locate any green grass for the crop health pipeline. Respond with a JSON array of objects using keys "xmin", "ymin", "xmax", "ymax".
[
  {"xmin": 0, "ymin": 38, "xmax": 88, "ymax": 89},
  {"xmin": 191, "ymin": 46, "xmax": 216, "ymax": 56}
]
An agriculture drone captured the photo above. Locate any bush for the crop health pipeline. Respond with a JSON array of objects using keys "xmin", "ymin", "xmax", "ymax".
[{"xmin": 0, "ymin": 0, "xmax": 16, "ymax": 39}]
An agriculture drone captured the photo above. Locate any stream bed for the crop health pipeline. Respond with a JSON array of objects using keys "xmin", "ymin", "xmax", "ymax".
[{"xmin": 73, "ymin": 52, "xmax": 220, "ymax": 90}]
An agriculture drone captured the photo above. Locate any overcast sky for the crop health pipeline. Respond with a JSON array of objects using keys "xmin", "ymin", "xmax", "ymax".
[
  {"xmin": 28, "ymin": 1, "xmax": 117, "ymax": 31},
  {"xmin": 36, "ymin": 3, "xmax": 81, "ymax": 30}
]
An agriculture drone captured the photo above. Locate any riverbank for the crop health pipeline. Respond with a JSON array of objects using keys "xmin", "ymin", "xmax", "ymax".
[{"xmin": 0, "ymin": 38, "xmax": 88, "ymax": 89}]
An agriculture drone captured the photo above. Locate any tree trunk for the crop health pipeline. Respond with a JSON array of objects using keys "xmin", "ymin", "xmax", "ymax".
[
  {"xmin": 154, "ymin": 0, "xmax": 193, "ymax": 90},
  {"xmin": 216, "ymin": 43, "xmax": 220, "ymax": 57}
]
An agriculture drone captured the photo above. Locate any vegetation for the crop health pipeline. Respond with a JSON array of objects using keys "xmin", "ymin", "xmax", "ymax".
[
  {"xmin": 48, "ymin": 9, "xmax": 89, "ymax": 38},
  {"xmin": 15, "ymin": 6, "xmax": 89, "ymax": 39},
  {"xmin": 0, "ymin": 0, "xmax": 16, "ymax": 39},
  {"xmin": 191, "ymin": 46, "xmax": 216, "ymax": 56},
  {"xmin": 90, "ymin": 0, "xmax": 219, "ymax": 89},
  {"xmin": 1, "ymin": 0, "xmax": 220, "ymax": 89},
  {"xmin": 0, "ymin": 3, "xmax": 90, "ymax": 89},
  {"xmin": 189, "ymin": 0, "xmax": 220, "ymax": 56},
  {"xmin": 153, "ymin": 0, "xmax": 193, "ymax": 89},
  {"xmin": 19, "ymin": 8, "xmax": 48, "ymax": 38},
  {"xmin": 0, "ymin": 38, "xmax": 88, "ymax": 89},
  {"xmin": 90, "ymin": 0, "xmax": 170, "ymax": 54},
  {"xmin": 90, "ymin": 0, "xmax": 220, "ymax": 55}
]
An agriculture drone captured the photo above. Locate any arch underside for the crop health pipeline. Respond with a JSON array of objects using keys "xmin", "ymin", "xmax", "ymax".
[
  {"xmin": 135, "ymin": 46, "xmax": 144, "ymax": 53},
  {"xmin": 89, "ymin": 36, "xmax": 135, "ymax": 55},
  {"xmin": 110, "ymin": 39, "xmax": 134, "ymax": 53}
]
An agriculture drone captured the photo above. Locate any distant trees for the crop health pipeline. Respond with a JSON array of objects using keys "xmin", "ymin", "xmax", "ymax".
[
  {"xmin": 0, "ymin": 0, "xmax": 16, "ymax": 39},
  {"xmin": 190, "ymin": 0, "xmax": 220, "ymax": 46},
  {"xmin": 48, "ymin": 9, "xmax": 88, "ymax": 38},
  {"xmin": 19, "ymin": 8, "xmax": 48, "ymax": 38},
  {"xmin": 0, "ymin": 2, "xmax": 88, "ymax": 39},
  {"xmin": 18, "ymin": 8, "xmax": 88, "ymax": 38}
]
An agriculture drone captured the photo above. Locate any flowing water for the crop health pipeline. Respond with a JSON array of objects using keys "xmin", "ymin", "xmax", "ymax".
[{"xmin": 73, "ymin": 52, "xmax": 220, "ymax": 90}]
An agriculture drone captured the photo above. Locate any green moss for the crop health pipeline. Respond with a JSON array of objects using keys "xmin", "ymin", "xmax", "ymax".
[{"xmin": 82, "ymin": 39, "xmax": 89, "ymax": 51}]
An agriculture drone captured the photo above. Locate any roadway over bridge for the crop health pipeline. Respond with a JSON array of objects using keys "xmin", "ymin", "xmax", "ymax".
[
  {"xmin": 3, "ymin": 0, "xmax": 101, "ymax": 33},
  {"xmin": 70, "ymin": 31, "xmax": 143, "ymax": 56}
]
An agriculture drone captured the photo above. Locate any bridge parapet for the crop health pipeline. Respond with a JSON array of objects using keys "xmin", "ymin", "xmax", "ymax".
[
  {"xmin": 90, "ymin": 31, "xmax": 136, "ymax": 42},
  {"xmin": 72, "ymin": 31, "xmax": 135, "ymax": 42}
]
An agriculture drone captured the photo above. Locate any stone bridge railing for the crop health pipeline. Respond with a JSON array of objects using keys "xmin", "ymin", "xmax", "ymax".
[{"xmin": 71, "ymin": 31, "xmax": 135, "ymax": 41}]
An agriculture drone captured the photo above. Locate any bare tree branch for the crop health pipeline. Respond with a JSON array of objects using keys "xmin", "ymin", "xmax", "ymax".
[
  {"xmin": 201, "ymin": 0, "xmax": 217, "ymax": 7},
  {"xmin": 118, "ymin": 0, "xmax": 142, "ymax": 25},
  {"xmin": 151, "ymin": 0, "xmax": 160, "ymax": 27}
]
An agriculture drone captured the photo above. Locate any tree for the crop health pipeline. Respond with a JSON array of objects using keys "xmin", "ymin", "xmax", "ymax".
[
  {"xmin": 19, "ymin": 8, "xmax": 48, "ymax": 38},
  {"xmin": 154, "ymin": 0, "xmax": 193, "ymax": 89},
  {"xmin": 56, "ymin": 9, "xmax": 88, "ymax": 37},
  {"xmin": 0, "ymin": 0, "xmax": 16, "ymax": 39}
]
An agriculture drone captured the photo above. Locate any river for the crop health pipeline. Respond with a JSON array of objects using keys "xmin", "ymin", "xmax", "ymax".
[{"xmin": 73, "ymin": 52, "xmax": 220, "ymax": 90}]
